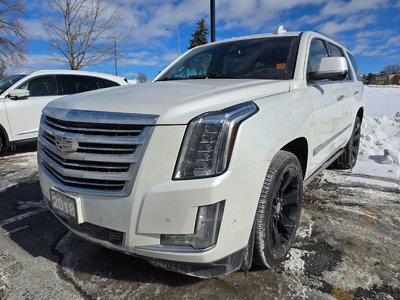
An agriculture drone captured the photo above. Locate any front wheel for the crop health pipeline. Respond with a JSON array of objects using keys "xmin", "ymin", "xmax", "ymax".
[{"xmin": 253, "ymin": 150, "xmax": 303, "ymax": 268}]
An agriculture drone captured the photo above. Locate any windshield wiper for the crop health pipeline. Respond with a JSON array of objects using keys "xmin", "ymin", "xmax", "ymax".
[
  {"xmin": 186, "ymin": 73, "xmax": 243, "ymax": 79},
  {"xmin": 157, "ymin": 76, "xmax": 187, "ymax": 81},
  {"xmin": 157, "ymin": 73, "xmax": 243, "ymax": 81}
]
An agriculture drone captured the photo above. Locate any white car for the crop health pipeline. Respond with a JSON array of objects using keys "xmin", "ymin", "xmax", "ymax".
[
  {"xmin": 38, "ymin": 30, "xmax": 364, "ymax": 278},
  {"xmin": 0, "ymin": 70, "xmax": 128, "ymax": 152}
]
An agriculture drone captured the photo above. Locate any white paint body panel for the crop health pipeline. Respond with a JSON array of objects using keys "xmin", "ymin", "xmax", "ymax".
[{"xmin": 38, "ymin": 32, "xmax": 364, "ymax": 264}]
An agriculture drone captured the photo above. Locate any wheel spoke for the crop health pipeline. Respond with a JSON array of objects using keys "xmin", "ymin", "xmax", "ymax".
[
  {"xmin": 281, "ymin": 173, "xmax": 294, "ymax": 192},
  {"xmin": 281, "ymin": 190, "xmax": 298, "ymax": 207},
  {"xmin": 278, "ymin": 213, "xmax": 294, "ymax": 233},
  {"xmin": 272, "ymin": 221, "xmax": 282, "ymax": 248}
]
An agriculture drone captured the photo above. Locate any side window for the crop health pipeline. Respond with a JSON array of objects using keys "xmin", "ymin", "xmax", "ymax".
[
  {"xmin": 327, "ymin": 43, "xmax": 343, "ymax": 57},
  {"xmin": 346, "ymin": 51, "xmax": 362, "ymax": 81},
  {"xmin": 307, "ymin": 39, "xmax": 328, "ymax": 74},
  {"xmin": 97, "ymin": 78, "xmax": 120, "ymax": 88},
  {"xmin": 62, "ymin": 75, "xmax": 100, "ymax": 95},
  {"xmin": 18, "ymin": 76, "xmax": 59, "ymax": 97}
]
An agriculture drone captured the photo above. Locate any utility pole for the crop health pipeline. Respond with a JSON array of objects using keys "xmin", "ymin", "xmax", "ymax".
[
  {"xmin": 112, "ymin": 36, "xmax": 118, "ymax": 76},
  {"xmin": 165, "ymin": 28, "xmax": 181, "ymax": 57},
  {"xmin": 210, "ymin": 0, "xmax": 215, "ymax": 42}
]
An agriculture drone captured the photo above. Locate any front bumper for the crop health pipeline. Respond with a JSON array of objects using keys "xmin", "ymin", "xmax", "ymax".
[{"xmin": 38, "ymin": 125, "xmax": 267, "ymax": 275}]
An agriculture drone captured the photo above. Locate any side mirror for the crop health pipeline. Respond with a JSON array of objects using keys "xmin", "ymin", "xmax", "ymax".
[
  {"xmin": 308, "ymin": 57, "xmax": 348, "ymax": 82},
  {"xmin": 8, "ymin": 89, "xmax": 30, "ymax": 100}
]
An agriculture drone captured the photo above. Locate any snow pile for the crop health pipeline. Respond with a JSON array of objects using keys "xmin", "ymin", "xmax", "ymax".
[{"xmin": 351, "ymin": 87, "xmax": 400, "ymax": 188}]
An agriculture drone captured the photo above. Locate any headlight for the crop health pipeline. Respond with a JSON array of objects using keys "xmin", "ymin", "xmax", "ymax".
[{"xmin": 173, "ymin": 101, "xmax": 258, "ymax": 180}]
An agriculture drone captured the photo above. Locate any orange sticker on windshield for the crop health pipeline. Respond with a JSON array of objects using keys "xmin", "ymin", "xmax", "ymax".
[{"xmin": 276, "ymin": 63, "xmax": 286, "ymax": 70}]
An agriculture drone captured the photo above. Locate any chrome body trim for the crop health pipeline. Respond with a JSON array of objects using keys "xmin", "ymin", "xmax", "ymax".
[{"xmin": 313, "ymin": 123, "xmax": 352, "ymax": 156}]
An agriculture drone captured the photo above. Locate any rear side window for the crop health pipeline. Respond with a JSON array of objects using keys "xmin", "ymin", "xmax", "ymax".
[
  {"xmin": 62, "ymin": 75, "xmax": 101, "ymax": 95},
  {"xmin": 19, "ymin": 76, "xmax": 60, "ymax": 97},
  {"xmin": 327, "ymin": 43, "xmax": 343, "ymax": 57},
  {"xmin": 97, "ymin": 78, "xmax": 120, "ymax": 88},
  {"xmin": 346, "ymin": 51, "xmax": 362, "ymax": 81},
  {"xmin": 307, "ymin": 39, "xmax": 328, "ymax": 73}
]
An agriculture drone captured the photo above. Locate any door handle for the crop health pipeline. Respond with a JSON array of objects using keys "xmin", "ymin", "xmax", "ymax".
[
  {"xmin": 337, "ymin": 95, "xmax": 345, "ymax": 101},
  {"xmin": 353, "ymin": 90, "xmax": 359, "ymax": 95}
]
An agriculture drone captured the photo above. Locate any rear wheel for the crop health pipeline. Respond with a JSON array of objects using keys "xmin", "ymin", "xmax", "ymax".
[
  {"xmin": 253, "ymin": 151, "xmax": 303, "ymax": 268},
  {"xmin": 332, "ymin": 116, "xmax": 361, "ymax": 169},
  {"xmin": 0, "ymin": 135, "xmax": 3, "ymax": 153}
]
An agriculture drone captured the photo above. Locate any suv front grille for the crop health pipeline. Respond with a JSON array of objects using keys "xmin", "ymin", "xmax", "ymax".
[{"xmin": 38, "ymin": 107, "xmax": 158, "ymax": 196}]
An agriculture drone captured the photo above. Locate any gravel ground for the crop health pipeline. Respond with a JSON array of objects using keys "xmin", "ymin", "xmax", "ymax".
[{"xmin": 0, "ymin": 146, "xmax": 399, "ymax": 299}]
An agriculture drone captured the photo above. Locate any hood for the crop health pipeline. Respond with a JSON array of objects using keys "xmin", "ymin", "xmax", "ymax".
[{"xmin": 48, "ymin": 79, "xmax": 290, "ymax": 124}]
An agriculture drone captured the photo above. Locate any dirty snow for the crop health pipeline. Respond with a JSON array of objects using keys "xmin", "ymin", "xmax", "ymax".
[{"xmin": 0, "ymin": 152, "xmax": 38, "ymax": 192}]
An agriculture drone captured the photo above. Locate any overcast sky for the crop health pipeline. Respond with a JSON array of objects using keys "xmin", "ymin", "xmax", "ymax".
[{"xmin": 12, "ymin": 0, "xmax": 400, "ymax": 80}]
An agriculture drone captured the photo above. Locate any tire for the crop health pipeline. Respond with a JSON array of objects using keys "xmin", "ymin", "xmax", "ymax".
[
  {"xmin": 0, "ymin": 135, "xmax": 3, "ymax": 153},
  {"xmin": 331, "ymin": 116, "xmax": 361, "ymax": 169},
  {"xmin": 253, "ymin": 150, "xmax": 303, "ymax": 268}
]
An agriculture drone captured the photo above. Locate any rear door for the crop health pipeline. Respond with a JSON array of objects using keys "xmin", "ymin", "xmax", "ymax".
[
  {"xmin": 4, "ymin": 75, "xmax": 63, "ymax": 140},
  {"xmin": 307, "ymin": 38, "xmax": 350, "ymax": 172},
  {"xmin": 60, "ymin": 75, "xmax": 101, "ymax": 95},
  {"xmin": 343, "ymin": 51, "xmax": 364, "ymax": 127}
]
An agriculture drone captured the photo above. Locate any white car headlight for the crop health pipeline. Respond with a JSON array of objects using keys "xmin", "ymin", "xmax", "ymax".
[{"xmin": 173, "ymin": 101, "xmax": 258, "ymax": 180}]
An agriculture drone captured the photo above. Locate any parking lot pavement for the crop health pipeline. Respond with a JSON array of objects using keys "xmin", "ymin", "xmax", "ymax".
[{"xmin": 1, "ymin": 148, "xmax": 399, "ymax": 299}]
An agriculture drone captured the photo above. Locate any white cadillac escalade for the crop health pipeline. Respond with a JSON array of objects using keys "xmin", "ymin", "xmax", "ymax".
[{"xmin": 38, "ymin": 30, "xmax": 364, "ymax": 278}]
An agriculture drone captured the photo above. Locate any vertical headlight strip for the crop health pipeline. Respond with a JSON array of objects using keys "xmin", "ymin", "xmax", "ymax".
[{"xmin": 174, "ymin": 101, "xmax": 258, "ymax": 179}]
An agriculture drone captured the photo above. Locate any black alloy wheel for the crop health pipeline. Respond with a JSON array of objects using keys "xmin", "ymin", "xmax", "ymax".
[{"xmin": 253, "ymin": 150, "xmax": 303, "ymax": 268}]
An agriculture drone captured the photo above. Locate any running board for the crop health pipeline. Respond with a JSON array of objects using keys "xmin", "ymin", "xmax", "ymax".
[{"xmin": 304, "ymin": 149, "xmax": 345, "ymax": 187}]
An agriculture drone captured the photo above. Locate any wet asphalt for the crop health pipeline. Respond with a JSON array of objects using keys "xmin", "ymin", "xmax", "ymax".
[{"xmin": 0, "ymin": 146, "xmax": 399, "ymax": 299}]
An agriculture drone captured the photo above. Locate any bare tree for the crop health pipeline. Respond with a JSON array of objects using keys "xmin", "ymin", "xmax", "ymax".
[
  {"xmin": 136, "ymin": 72, "xmax": 148, "ymax": 83},
  {"xmin": 382, "ymin": 64, "xmax": 400, "ymax": 75},
  {"xmin": 0, "ymin": 0, "xmax": 26, "ymax": 69},
  {"xmin": 43, "ymin": 0, "xmax": 120, "ymax": 70}
]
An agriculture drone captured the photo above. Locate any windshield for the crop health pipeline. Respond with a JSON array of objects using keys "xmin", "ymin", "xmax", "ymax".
[
  {"xmin": 0, "ymin": 75, "xmax": 26, "ymax": 94},
  {"xmin": 157, "ymin": 36, "xmax": 300, "ymax": 81}
]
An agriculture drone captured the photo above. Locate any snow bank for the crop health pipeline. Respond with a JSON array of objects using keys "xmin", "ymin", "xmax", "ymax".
[{"xmin": 352, "ymin": 87, "xmax": 400, "ymax": 188}]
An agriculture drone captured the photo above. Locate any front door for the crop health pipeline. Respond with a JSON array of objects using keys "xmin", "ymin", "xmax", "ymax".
[{"xmin": 4, "ymin": 75, "xmax": 62, "ymax": 141}]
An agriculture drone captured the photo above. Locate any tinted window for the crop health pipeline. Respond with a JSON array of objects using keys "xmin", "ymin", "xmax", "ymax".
[
  {"xmin": 327, "ymin": 43, "xmax": 343, "ymax": 57},
  {"xmin": 19, "ymin": 76, "xmax": 59, "ymax": 97},
  {"xmin": 0, "ymin": 75, "xmax": 26, "ymax": 94},
  {"xmin": 307, "ymin": 39, "xmax": 328, "ymax": 73},
  {"xmin": 97, "ymin": 78, "xmax": 120, "ymax": 88},
  {"xmin": 62, "ymin": 75, "xmax": 100, "ymax": 95},
  {"xmin": 347, "ymin": 51, "xmax": 362, "ymax": 81},
  {"xmin": 158, "ymin": 37, "xmax": 300, "ymax": 80}
]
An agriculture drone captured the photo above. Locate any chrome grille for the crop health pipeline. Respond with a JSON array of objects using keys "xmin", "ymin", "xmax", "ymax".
[{"xmin": 38, "ymin": 107, "xmax": 158, "ymax": 196}]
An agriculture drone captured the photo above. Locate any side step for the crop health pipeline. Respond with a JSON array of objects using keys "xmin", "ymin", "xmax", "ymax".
[{"xmin": 304, "ymin": 149, "xmax": 345, "ymax": 187}]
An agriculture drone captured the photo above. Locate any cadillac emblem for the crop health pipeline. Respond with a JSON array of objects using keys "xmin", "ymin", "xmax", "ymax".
[{"xmin": 54, "ymin": 135, "xmax": 76, "ymax": 152}]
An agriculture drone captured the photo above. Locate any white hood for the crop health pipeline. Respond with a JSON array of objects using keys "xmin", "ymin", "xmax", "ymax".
[{"xmin": 48, "ymin": 79, "xmax": 290, "ymax": 124}]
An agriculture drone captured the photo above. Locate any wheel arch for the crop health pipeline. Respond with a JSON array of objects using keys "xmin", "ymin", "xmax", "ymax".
[{"xmin": 280, "ymin": 137, "xmax": 309, "ymax": 178}]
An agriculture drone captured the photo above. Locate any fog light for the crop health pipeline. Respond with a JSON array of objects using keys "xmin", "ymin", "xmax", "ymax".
[{"xmin": 161, "ymin": 201, "xmax": 225, "ymax": 249}]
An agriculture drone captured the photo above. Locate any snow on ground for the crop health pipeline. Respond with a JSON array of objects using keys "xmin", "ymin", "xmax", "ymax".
[{"xmin": 364, "ymin": 86, "xmax": 400, "ymax": 117}]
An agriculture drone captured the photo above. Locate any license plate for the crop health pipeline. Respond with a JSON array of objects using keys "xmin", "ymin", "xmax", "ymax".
[{"xmin": 50, "ymin": 188, "xmax": 78, "ymax": 222}]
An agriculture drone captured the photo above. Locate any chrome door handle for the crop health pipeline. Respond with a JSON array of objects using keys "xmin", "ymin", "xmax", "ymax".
[
  {"xmin": 353, "ymin": 90, "xmax": 359, "ymax": 95},
  {"xmin": 337, "ymin": 95, "xmax": 345, "ymax": 101}
]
